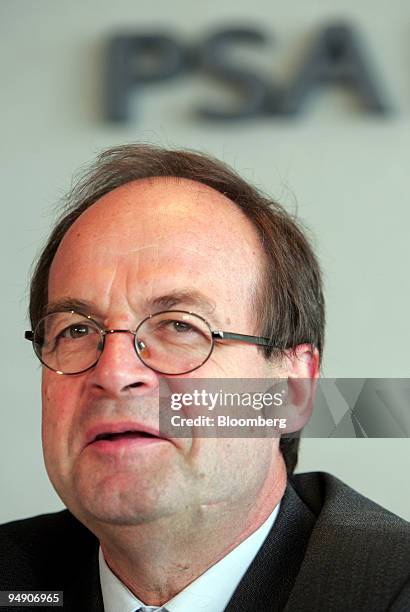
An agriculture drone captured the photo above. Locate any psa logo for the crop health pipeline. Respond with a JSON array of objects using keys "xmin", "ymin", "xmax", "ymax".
[{"xmin": 106, "ymin": 22, "xmax": 391, "ymax": 122}]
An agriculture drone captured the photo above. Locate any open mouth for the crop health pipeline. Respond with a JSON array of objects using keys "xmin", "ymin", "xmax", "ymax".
[
  {"xmin": 94, "ymin": 430, "xmax": 159, "ymax": 442},
  {"xmin": 85, "ymin": 422, "xmax": 168, "ymax": 450}
]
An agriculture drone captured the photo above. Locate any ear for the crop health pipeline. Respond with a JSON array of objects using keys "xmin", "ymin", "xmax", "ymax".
[{"xmin": 273, "ymin": 344, "xmax": 320, "ymax": 434}]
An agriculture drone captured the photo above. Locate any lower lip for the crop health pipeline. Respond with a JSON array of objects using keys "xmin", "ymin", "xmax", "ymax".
[{"xmin": 87, "ymin": 436, "xmax": 168, "ymax": 453}]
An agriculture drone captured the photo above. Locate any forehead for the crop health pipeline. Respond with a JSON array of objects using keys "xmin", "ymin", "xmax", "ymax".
[{"xmin": 48, "ymin": 178, "xmax": 264, "ymax": 321}]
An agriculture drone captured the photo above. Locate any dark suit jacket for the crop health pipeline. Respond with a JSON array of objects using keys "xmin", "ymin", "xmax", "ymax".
[{"xmin": 1, "ymin": 472, "xmax": 409, "ymax": 612}]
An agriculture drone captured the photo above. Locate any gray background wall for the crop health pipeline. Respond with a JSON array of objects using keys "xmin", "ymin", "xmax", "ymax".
[{"xmin": 1, "ymin": 0, "xmax": 409, "ymax": 522}]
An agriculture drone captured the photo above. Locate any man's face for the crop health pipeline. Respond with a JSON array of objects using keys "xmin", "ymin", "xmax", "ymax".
[{"xmin": 42, "ymin": 178, "xmax": 285, "ymax": 529}]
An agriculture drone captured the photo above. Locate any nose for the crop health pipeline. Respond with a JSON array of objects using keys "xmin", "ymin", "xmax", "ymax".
[{"xmin": 88, "ymin": 330, "xmax": 160, "ymax": 397}]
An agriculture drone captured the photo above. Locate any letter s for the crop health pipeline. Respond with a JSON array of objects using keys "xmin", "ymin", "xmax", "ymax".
[{"xmin": 197, "ymin": 28, "xmax": 270, "ymax": 119}]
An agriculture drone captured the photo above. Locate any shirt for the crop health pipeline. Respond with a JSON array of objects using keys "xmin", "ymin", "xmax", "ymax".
[{"xmin": 99, "ymin": 502, "xmax": 280, "ymax": 612}]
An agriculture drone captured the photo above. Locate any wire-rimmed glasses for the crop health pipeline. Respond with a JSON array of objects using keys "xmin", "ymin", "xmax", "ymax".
[{"xmin": 25, "ymin": 309, "xmax": 274, "ymax": 376}]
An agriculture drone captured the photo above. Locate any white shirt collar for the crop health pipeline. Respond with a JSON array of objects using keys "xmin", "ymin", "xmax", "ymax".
[{"xmin": 99, "ymin": 502, "xmax": 280, "ymax": 612}]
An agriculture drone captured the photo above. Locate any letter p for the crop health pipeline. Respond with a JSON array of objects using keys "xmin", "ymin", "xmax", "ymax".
[{"xmin": 106, "ymin": 34, "xmax": 187, "ymax": 121}]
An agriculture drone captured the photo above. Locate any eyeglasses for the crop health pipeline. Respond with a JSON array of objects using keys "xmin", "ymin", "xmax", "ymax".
[{"xmin": 25, "ymin": 310, "xmax": 275, "ymax": 376}]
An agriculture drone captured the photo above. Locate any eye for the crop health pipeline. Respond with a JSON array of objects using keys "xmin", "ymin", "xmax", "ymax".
[
  {"xmin": 145, "ymin": 312, "xmax": 212, "ymax": 346},
  {"xmin": 151, "ymin": 318, "xmax": 204, "ymax": 338},
  {"xmin": 158, "ymin": 319, "xmax": 203, "ymax": 335},
  {"xmin": 170, "ymin": 320, "xmax": 193, "ymax": 333},
  {"xmin": 59, "ymin": 324, "xmax": 93, "ymax": 340}
]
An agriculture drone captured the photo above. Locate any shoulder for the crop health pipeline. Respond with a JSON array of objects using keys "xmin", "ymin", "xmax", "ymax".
[
  {"xmin": 0, "ymin": 510, "xmax": 98, "ymax": 590},
  {"xmin": 0, "ymin": 509, "xmax": 97, "ymax": 553},
  {"xmin": 286, "ymin": 471, "xmax": 410, "ymax": 611},
  {"xmin": 291, "ymin": 470, "xmax": 410, "ymax": 531}
]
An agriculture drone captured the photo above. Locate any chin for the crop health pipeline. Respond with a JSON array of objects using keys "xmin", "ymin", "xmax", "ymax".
[{"xmin": 69, "ymin": 473, "xmax": 181, "ymax": 528}]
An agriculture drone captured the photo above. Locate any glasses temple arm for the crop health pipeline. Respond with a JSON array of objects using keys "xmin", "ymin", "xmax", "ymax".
[{"xmin": 212, "ymin": 331, "xmax": 274, "ymax": 347}]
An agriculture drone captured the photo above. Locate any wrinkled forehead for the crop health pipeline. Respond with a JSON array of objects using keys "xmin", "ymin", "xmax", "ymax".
[{"xmin": 48, "ymin": 178, "xmax": 265, "ymax": 317}]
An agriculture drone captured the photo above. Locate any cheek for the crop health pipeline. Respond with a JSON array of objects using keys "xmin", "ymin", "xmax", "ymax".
[{"xmin": 41, "ymin": 372, "xmax": 78, "ymax": 455}]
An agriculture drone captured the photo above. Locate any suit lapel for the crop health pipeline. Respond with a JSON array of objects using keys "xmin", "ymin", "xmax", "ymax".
[
  {"xmin": 224, "ymin": 483, "xmax": 317, "ymax": 612},
  {"xmin": 62, "ymin": 543, "xmax": 104, "ymax": 612}
]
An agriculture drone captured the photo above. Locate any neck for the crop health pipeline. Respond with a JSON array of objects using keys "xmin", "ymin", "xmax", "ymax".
[{"xmin": 96, "ymin": 456, "xmax": 286, "ymax": 606}]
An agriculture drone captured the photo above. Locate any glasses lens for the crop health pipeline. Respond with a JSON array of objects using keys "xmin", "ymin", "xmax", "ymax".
[
  {"xmin": 136, "ymin": 311, "xmax": 213, "ymax": 374},
  {"xmin": 33, "ymin": 312, "xmax": 102, "ymax": 374}
]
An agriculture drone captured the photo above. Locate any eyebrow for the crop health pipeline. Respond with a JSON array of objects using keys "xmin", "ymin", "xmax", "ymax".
[
  {"xmin": 146, "ymin": 290, "xmax": 221, "ymax": 325},
  {"xmin": 45, "ymin": 298, "xmax": 98, "ymax": 316},
  {"xmin": 45, "ymin": 291, "xmax": 222, "ymax": 327}
]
